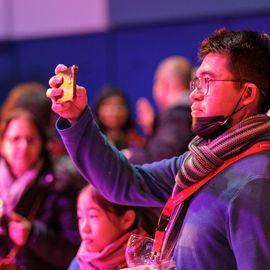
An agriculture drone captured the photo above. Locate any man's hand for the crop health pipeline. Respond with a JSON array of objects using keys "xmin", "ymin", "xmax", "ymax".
[
  {"xmin": 136, "ymin": 98, "xmax": 155, "ymax": 136},
  {"xmin": 47, "ymin": 64, "xmax": 88, "ymax": 124},
  {"xmin": 8, "ymin": 212, "xmax": 32, "ymax": 247}
]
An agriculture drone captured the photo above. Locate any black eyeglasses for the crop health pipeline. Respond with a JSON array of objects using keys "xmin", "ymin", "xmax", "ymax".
[{"xmin": 189, "ymin": 77, "xmax": 263, "ymax": 96}]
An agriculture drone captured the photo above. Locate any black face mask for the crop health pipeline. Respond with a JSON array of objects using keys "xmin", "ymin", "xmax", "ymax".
[
  {"xmin": 191, "ymin": 87, "xmax": 248, "ymax": 139},
  {"xmin": 191, "ymin": 116, "xmax": 231, "ymax": 139}
]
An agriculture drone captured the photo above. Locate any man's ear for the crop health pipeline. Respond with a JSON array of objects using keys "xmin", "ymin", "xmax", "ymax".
[
  {"xmin": 120, "ymin": 210, "xmax": 136, "ymax": 231},
  {"xmin": 242, "ymin": 83, "xmax": 259, "ymax": 105}
]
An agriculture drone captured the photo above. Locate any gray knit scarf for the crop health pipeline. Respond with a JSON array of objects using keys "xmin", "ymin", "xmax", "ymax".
[{"xmin": 161, "ymin": 114, "xmax": 270, "ymax": 259}]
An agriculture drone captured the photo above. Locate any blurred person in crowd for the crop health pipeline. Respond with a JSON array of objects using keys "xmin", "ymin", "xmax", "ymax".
[
  {"xmin": 68, "ymin": 185, "xmax": 158, "ymax": 270},
  {"xmin": 0, "ymin": 81, "xmax": 86, "ymax": 192},
  {"xmin": 93, "ymin": 85, "xmax": 145, "ymax": 150},
  {"xmin": 48, "ymin": 28, "xmax": 270, "ymax": 269},
  {"xmin": 0, "ymin": 109, "xmax": 80, "ymax": 270},
  {"xmin": 123, "ymin": 56, "xmax": 194, "ymax": 164},
  {"xmin": 0, "ymin": 81, "xmax": 65, "ymax": 157}
]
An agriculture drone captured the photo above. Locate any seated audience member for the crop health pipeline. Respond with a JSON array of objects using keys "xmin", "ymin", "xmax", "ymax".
[
  {"xmin": 123, "ymin": 56, "xmax": 194, "ymax": 164},
  {"xmin": 0, "ymin": 109, "xmax": 80, "ymax": 270},
  {"xmin": 68, "ymin": 185, "xmax": 158, "ymax": 270},
  {"xmin": 93, "ymin": 85, "xmax": 145, "ymax": 150}
]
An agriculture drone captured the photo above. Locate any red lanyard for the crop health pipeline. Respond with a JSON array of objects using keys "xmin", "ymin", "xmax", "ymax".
[{"xmin": 152, "ymin": 141, "xmax": 270, "ymax": 256}]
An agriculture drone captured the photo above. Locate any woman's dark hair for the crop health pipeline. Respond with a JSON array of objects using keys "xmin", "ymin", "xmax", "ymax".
[
  {"xmin": 80, "ymin": 185, "xmax": 158, "ymax": 237},
  {"xmin": 0, "ymin": 108, "xmax": 52, "ymax": 168},
  {"xmin": 199, "ymin": 28, "xmax": 270, "ymax": 113},
  {"xmin": 93, "ymin": 85, "xmax": 135, "ymax": 132},
  {"xmin": 1, "ymin": 82, "xmax": 52, "ymax": 128}
]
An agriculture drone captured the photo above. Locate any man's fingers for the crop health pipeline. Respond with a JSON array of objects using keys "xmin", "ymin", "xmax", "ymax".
[
  {"xmin": 48, "ymin": 75, "xmax": 63, "ymax": 88},
  {"xmin": 46, "ymin": 88, "xmax": 64, "ymax": 100},
  {"xmin": 55, "ymin": 63, "xmax": 68, "ymax": 74},
  {"xmin": 75, "ymin": 85, "xmax": 87, "ymax": 97}
]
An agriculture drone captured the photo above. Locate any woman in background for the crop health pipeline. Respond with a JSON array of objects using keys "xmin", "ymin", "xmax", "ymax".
[
  {"xmin": 68, "ymin": 185, "xmax": 158, "ymax": 270},
  {"xmin": 1, "ymin": 81, "xmax": 66, "ymax": 158},
  {"xmin": 0, "ymin": 109, "xmax": 80, "ymax": 270},
  {"xmin": 1, "ymin": 81, "xmax": 86, "ymax": 195},
  {"xmin": 93, "ymin": 85, "xmax": 145, "ymax": 150}
]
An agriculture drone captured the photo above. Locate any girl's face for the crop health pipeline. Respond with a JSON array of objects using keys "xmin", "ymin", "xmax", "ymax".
[
  {"xmin": 1, "ymin": 117, "xmax": 42, "ymax": 177},
  {"xmin": 77, "ymin": 189, "xmax": 126, "ymax": 252},
  {"xmin": 97, "ymin": 96, "xmax": 129, "ymax": 130}
]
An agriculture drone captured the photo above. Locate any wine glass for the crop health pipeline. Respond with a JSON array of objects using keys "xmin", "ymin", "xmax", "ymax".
[{"xmin": 125, "ymin": 234, "xmax": 154, "ymax": 267}]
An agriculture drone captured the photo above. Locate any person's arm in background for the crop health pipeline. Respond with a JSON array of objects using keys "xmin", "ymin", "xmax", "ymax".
[
  {"xmin": 136, "ymin": 98, "xmax": 155, "ymax": 136},
  {"xmin": 7, "ymin": 185, "xmax": 80, "ymax": 267},
  {"xmin": 26, "ymin": 189, "xmax": 80, "ymax": 267},
  {"xmin": 122, "ymin": 97, "xmax": 155, "ymax": 160},
  {"xmin": 126, "ymin": 106, "xmax": 193, "ymax": 164}
]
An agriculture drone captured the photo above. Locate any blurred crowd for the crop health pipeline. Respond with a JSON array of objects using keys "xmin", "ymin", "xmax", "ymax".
[{"xmin": 0, "ymin": 55, "xmax": 195, "ymax": 269}]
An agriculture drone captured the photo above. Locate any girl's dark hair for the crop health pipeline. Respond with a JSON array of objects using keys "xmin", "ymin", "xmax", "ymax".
[
  {"xmin": 93, "ymin": 85, "xmax": 135, "ymax": 132},
  {"xmin": 0, "ymin": 108, "xmax": 52, "ymax": 168},
  {"xmin": 80, "ymin": 185, "xmax": 158, "ymax": 237}
]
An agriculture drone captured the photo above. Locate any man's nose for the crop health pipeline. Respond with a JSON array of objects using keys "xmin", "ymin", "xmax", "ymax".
[{"xmin": 190, "ymin": 88, "xmax": 204, "ymax": 101}]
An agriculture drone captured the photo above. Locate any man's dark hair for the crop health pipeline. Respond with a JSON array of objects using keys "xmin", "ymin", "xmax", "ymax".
[{"xmin": 199, "ymin": 28, "xmax": 270, "ymax": 113}]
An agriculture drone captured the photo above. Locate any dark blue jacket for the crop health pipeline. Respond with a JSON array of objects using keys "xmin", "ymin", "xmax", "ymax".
[{"xmin": 57, "ymin": 107, "xmax": 270, "ymax": 270}]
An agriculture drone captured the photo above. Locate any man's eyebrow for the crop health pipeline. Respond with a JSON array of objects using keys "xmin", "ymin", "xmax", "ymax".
[
  {"xmin": 196, "ymin": 71, "xmax": 214, "ymax": 78},
  {"xmin": 78, "ymin": 206, "xmax": 100, "ymax": 211}
]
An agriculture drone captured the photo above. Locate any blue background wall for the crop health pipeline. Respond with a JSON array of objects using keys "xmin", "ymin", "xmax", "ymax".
[{"xmin": 1, "ymin": 12, "xmax": 270, "ymax": 114}]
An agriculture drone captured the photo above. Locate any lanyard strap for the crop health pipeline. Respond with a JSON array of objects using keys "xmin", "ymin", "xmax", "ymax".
[{"xmin": 152, "ymin": 141, "xmax": 270, "ymax": 255}]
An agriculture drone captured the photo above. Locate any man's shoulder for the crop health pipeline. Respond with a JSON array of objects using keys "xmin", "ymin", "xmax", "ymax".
[{"xmin": 208, "ymin": 150, "xmax": 270, "ymax": 194}]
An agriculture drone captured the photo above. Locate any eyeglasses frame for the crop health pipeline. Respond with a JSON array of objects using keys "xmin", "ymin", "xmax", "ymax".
[{"xmin": 190, "ymin": 77, "xmax": 265, "ymax": 96}]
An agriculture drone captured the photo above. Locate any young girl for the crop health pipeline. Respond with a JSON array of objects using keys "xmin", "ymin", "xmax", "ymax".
[{"xmin": 68, "ymin": 185, "xmax": 157, "ymax": 270}]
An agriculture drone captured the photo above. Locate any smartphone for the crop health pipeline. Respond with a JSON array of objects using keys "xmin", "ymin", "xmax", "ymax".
[{"xmin": 57, "ymin": 65, "xmax": 78, "ymax": 103}]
